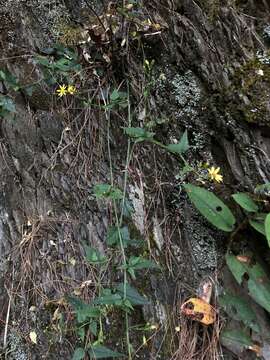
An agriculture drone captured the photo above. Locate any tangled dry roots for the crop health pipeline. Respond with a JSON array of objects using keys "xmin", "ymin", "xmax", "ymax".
[{"xmin": 172, "ymin": 315, "xmax": 223, "ymax": 360}]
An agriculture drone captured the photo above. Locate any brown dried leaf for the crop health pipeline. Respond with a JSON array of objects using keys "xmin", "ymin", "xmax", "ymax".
[{"xmin": 248, "ymin": 344, "xmax": 262, "ymax": 356}]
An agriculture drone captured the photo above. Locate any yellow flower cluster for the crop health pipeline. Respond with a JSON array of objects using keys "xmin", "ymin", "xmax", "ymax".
[
  {"xmin": 208, "ymin": 166, "xmax": 223, "ymax": 183},
  {"xmin": 56, "ymin": 84, "xmax": 76, "ymax": 97}
]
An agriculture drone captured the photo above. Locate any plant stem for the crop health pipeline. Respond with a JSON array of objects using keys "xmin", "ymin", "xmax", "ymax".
[
  {"xmin": 101, "ymin": 85, "xmax": 132, "ymax": 359},
  {"xmin": 120, "ymin": 87, "xmax": 133, "ymax": 225}
]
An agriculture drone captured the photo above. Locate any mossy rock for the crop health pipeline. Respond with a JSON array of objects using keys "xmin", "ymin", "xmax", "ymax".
[
  {"xmin": 225, "ymin": 56, "xmax": 270, "ymax": 126},
  {"xmin": 194, "ymin": 0, "xmax": 221, "ymax": 20}
]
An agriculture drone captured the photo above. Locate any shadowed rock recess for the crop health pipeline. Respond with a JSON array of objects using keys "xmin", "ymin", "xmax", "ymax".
[{"xmin": 0, "ymin": 0, "xmax": 270, "ymax": 359}]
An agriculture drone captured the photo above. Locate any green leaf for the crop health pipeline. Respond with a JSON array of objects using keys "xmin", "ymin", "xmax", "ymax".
[
  {"xmin": 179, "ymin": 165, "xmax": 193, "ymax": 177},
  {"xmin": 116, "ymin": 283, "xmax": 149, "ymax": 305},
  {"xmin": 122, "ymin": 198, "xmax": 134, "ymax": 218},
  {"xmin": 110, "ymin": 89, "xmax": 120, "ymax": 101},
  {"xmin": 93, "ymin": 184, "xmax": 123, "ymax": 200},
  {"xmin": 249, "ymin": 213, "xmax": 267, "ymax": 236},
  {"xmin": 0, "ymin": 95, "xmax": 16, "ymax": 113},
  {"xmin": 0, "ymin": 69, "xmax": 19, "ymax": 91},
  {"xmin": 72, "ymin": 348, "xmax": 85, "ymax": 360},
  {"xmin": 248, "ymin": 263, "xmax": 270, "ymax": 313},
  {"xmin": 55, "ymin": 58, "xmax": 75, "ymax": 71},
  {"xmin": 106, "ymin": 226, "xmax": 119, "ymax": 246},
  {"xmin": 265, "ymin": 213, "xmax": 270, "ymax": 247},
  {"xmin": 0, "ymin": 70, "xmax": 6, "ymax": 80},
  {"xmin": 24, "ymin": 86, "xmax": 34, "ymax": 97},
  {"xmin": 55, "ymin": 45, "xmax": 78, "ymax": 60},
  {"xmin": 84, "ymin": 246, "xmax": 107, "ymax": 265},
  {"xmin": 127, "ymin": 267, "xmax": 136, "ymax": 280},
  {"xmin": 226, "ymin": 255, "xmax": 246, "ymax": 284},
  {"xmin": 107, "ymin": 226, "xmax": 130, "ymax": 247},
  {"xmin": 166, "ymin": 130, "xmax": 189, "ymax": 154},
  {"xmin": 93, "ymin": 184, "xmax": 110, "ymax": 198},
  {"xmin": 89, "ymin": 321, "xmax": 98, "ymax": 336},
  {"xmin": 93, "ymin": 289, "xmax": 123, "ymax": 306},
  {"xmin": 128, "ymin": 256, "xmax": 158, "ymax": 270},
  {"xmin": 221, "ymin": 329, "xmax": 253, "ymax": 353},
  {"xmin": 219, "ymin": 293, "xmax": 260, "ymax": 333},
  {"xmin": 249, "ymin": 219, "xmax": 266, "ymax": 236},
  {"xmin": 123, "ymin": 127, "xmax": 155, "ymax": 142},
  {"xmin": 122, "ymin": 256, "xmax": 159, "ymax": 279},
  {"xmin": 184, "ymin": 184, "xmax": 235, "ymax": 232},
  {"xmin": 122, "ymin": 298, "xmax": 134, "ymax": 312},
  {"xmin": 36, "ymin": 56, "xmax": 51, "ymax": 66},
  {"xmin": 226, "ymin": 254, "xmax": 270, "ymax": 313},
  {"xmin": 67, "ymin": 297, "xmax": 101, "ymax": 323},
  {"xmin": 54, "ymin": 57, "xmax": 71, "ymax": 70},
  {"xmin": 77, "ymin": 326, "xmax": 85, "ymax": 341},
  {"xmin": 2, "ymin": 98, "xmax": 16, "ymax": 112},
  {"xmin": 108, "ymin": 89, "xmax": 128, "ymax": 108},
  {"xmin": 110, "ymin": 89, "xmax": 127, "ymax": 102},
  {"xmin": 88, "ymin": 345, "xmax": 124, "ymax": 359},
  {"xmin": 232, "ymin": 193, "xmax": 258, "ymax": 212}
]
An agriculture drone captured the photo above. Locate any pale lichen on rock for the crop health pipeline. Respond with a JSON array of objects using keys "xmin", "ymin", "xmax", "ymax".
[{"xmin": 7, "ymin": 332, "xmax": 28, "ymax": 360}]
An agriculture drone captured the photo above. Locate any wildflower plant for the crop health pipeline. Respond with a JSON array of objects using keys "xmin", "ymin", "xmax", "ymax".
[
  {"xmin": 67, "ymin": 85, "xmax": 76, "ymax": 95},
  {"xmin": 30, "ymin": 39, "xmax": 270, "ymax": 358},
  {"xmin": 35, "ymin": 44, "xmax": 82, "ymax": 86},
  {"xmin": 123, "ymin": 124, "xmax": 270, "ymax": 355},
  {"xmin": 208, "ymin": 166, "xmax": 223, "ymax": 183},
  {"xmin": 56, "ymin": 84, "xmax": 67, "ymax": 97},
  {"xmin": 67, "ymin": 89, "xmax": 160, "ymax": 360},
  {"xmin": 56, "ymin": 84, "xmax": 76, "ymax": 97}
]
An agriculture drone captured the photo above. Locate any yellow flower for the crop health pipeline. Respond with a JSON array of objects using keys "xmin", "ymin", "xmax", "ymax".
[
  {"xmin": 208, "ymin": 166, "xmax": 223, "ymax": 183},
  {"xmin": 56, "ymin": 84, "xmax": 67, "ymax": 97},
  {"xmin": 67, "ymin": 85, "xmax": 76, "ymax": 95}
]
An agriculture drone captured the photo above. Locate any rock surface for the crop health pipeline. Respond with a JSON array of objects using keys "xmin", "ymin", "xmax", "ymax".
[{"xmin": 0, "ymin": 0, "xmax": 270, "ymax": 359}]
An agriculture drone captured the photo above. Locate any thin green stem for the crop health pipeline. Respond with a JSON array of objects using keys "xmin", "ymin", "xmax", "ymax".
[
  {"xmin": 101, "ymin": 84, "xmax": 132, "ymax": 360},
  {"xmin": 120, "ymin": 89, "xmax": 133, "ymax": 226}
]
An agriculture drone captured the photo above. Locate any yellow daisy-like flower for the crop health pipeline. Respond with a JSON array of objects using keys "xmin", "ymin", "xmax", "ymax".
[
  {"xmin": 67, "ymin": 85, "xmax": 76, "ymax": 95},
  {"xmin": 56, "ymin": 84, "xmax": 67, "ymax": 97},
  {"xmin": 208, "ymin": 166, "xmax": 223, "ymax": 183}
]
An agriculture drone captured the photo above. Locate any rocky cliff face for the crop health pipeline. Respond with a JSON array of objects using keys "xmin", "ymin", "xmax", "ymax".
[{"xmin": 0, "ymin": 1, "xmax": 270, "ymax": 359}]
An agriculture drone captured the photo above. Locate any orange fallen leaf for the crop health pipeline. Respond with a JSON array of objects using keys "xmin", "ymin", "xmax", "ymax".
[{"xmin": 181, "ymin": 297, "xmax": 216, "ymax": 325}]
